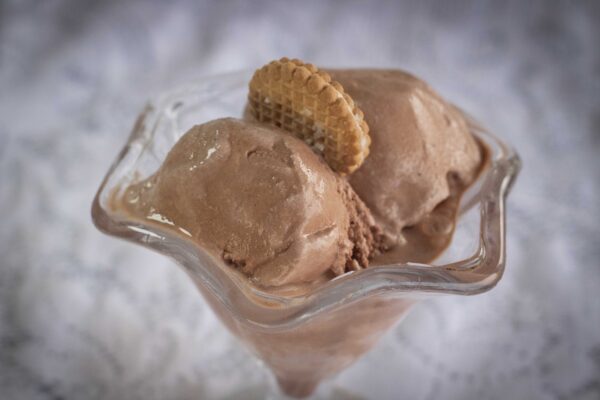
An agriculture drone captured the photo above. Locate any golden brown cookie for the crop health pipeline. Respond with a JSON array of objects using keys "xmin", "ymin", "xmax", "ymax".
[{"xmin": 247, "ymin": 58, "xmax": 370, "ymax": 174}]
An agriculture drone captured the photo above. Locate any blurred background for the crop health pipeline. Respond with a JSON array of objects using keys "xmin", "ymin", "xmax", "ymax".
[{"xmin": 1, "ymin": 1, "xmax": 599, "ymax": 399}]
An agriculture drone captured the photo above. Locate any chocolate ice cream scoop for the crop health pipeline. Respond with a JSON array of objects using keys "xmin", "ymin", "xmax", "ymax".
[
  {"xmin": 329, "ymin": 69, "xmax": 482, "ymax": 245},
  {"xmin": 119, "ymin": 118, "xmax": 380, "ymax": 287}
]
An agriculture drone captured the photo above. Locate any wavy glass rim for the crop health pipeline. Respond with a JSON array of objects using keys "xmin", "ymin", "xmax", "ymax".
[{"xmin": 92, "ymin": 70, "xmax": 521, "ymax": 329}]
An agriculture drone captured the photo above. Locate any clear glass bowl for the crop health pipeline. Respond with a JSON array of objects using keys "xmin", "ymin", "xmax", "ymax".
[{"xmin": 91, "ymin": 70, "xmax": 521, "ymax": 398}]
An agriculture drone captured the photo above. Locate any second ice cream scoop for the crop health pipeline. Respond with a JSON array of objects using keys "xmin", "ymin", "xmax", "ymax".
[{"xmin": 329, "ymin": 69, "xmax": 482, "ymax": 245}]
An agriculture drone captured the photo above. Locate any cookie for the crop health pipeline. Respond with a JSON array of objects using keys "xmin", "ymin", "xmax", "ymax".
[{"xmin": 248, "ymin": 58, "xmax": 370, "ymax": 174}]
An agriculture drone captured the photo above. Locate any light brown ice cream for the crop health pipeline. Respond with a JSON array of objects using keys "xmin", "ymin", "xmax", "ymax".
[
  {"xmin": 118, "ymin": 118, "xmax": 380, "ymax": 288},
  {"xmin": 115, "ymin": 69, "xmax": 484, "ymax": 288},
  {"xmin": 328, "ymin": 69, "xmax": 482, "ymax": 247}
]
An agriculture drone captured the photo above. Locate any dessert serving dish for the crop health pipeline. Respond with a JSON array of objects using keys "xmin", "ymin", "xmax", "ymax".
[{"xmin": 92, "ymin": 70, "xmax": 520, "ymax": 397}]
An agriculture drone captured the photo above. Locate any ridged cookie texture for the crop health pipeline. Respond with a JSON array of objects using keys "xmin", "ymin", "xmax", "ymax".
[{"xmin": 248, "ymin": 57, "xmax": 370, "ymax": 174}]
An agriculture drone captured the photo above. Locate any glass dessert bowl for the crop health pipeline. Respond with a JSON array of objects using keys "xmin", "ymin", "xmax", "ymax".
[{"xmin": 92, "ymin": 70, "xmax": 520, "ymax": 398}]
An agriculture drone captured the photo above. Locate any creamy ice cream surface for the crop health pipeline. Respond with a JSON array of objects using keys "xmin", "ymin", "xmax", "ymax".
[
  {"xmin": 329, "ymin": 69, "xmax": 482, "ymax": 246},
  {"xmin": 113, "ymin": 67, "xmax": 485, "ymax": 291},
  {"xmin": 118, "ymin": 118, "xmax": 381, "ymax": 287}
]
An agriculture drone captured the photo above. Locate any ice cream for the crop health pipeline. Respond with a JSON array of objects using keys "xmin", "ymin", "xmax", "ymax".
[
  {"xmin": 114, "ymin": 63, "xmax": 484, "ymax": 290},
  {"xmin": 119, "ymin": 118, "xmax": 381, "ymax": 288},
  {"xmin": 328, "ymin": 69, "xmax": 483, "ymax": 248}
]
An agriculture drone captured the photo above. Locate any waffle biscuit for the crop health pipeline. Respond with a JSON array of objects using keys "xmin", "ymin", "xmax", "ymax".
[{"xmin": 248, "ymin": 58, "xmax": 370, "ymax": 174}]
